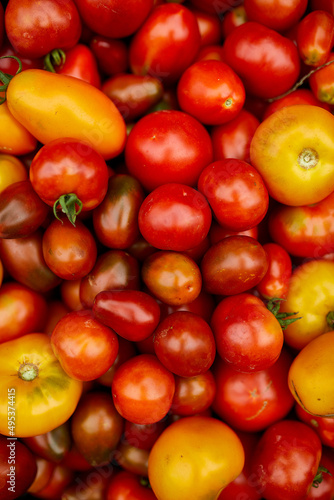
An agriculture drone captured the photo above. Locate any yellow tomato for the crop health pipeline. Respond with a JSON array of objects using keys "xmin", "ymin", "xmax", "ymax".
[
  {"xmin": 0, "ymin": 333, "xmax": 83, "ymax": 437},
  {"xmin": 281, "ymin": 260, "xmax": 334, "ymax": 350},
  {"xmin": 6, "ymin": 69, "xmax": 127, "ymax": 160},
  {"xmin": 288, "ymin": 331, "xmax": 334, "ymax": 417},
  {"xmin": 0, "ymin": 101, "xmax": 37, "ymax": 156},
  {"xmin": 250, "ymin": 105, "xmax": 334, "ymax": 206},
  {"xmin": 148, "ymin": 415, "xmax": 245, "ymax": 500},
  {"xmin": 0, "ymin": 153, "xmax": 28, "ymax": 193}
]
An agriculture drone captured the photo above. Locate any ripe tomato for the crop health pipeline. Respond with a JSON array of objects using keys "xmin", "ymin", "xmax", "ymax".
[
  {"xmin": 148, "ymin": 415, "xmax": 245, "ymax": 500},
  {"xmin": 256, "ymin": 242, "xmax": 292, "ymax": 299},
  {"xmin": 107, "ymin": 470, "xmax": 158, "ymax": 500},
  {"xmin": 0, "ymin": 101, "xmax": 37, "ymax": 156},
  {"xmin": 89, "ymin": 35, "xmax": 128, "ymax": 76},
  {"xmin": 0, "ymin": 154, "xmax": 27, "ymax": 193},
  {"xmin": 297, "ymin": 10, "xmax": 334, "ymax": 67},
  {"xmin": 50, "ymin": 44, "xmax": 101, "ymax": 88},
  {"xmin": 170, "ymin": 370, "xmax": 216, "ymax": 417},
  {"xmin": 295, "ymin": 403, "xmax": 334, "ymax": 448},
  {"xmin": 263, "ymin": 88, "xmax": 331, "ymax": 120},
  {"xmin": 190, "ymin": 7, "xmax": 222, "ymax": 47},
  {"xmin": 243, "ymin": 0, "xmax": 307, "ymax": 32},
  {"xmin": 250, "ymin": 105, "xmax": 334, "ymax": 206},
  {"xmin": 309, "ymin": 52, "xmax": 334, "ymax": 104}
]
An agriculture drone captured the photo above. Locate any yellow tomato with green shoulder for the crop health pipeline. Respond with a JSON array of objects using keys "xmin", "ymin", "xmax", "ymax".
[{"xmin": 250, "ymin": 104, "xmax": 334, "ymax": 206}]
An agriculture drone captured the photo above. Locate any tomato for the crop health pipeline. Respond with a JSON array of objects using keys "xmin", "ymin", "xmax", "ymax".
[
  {"xmin": 102, "ymin": 73, "xmax": 163, "ymax": 122},
  {"xmin": 201, "ymin": 235, "xmax": 268, "ymax": 295},
  {"xmin": 288, "ymin": 331, "xmax": 334, "ymax": 417},
  {"xmin": 42, "ymin": 217, "xmax": 97, "ymax": 280},
  {"xmin": 263, "ymin": 88, "xmax": 331, "ymax": 120},
  {"xmin": 62, "ymin": 468, "xmax": 110, "ymax": 500},
  {"xmin": 71, "ymin": 391, "xmax": 123, "ymax": 467},
  {"xmin": 138, "ymin": 183, "xmax": 212, "ymax": 251},
  {"xmin": 280, "ymin": 260, "xmax": 334, "ymax": 350},
  {"xmin": 221, "ymin": 5, "xmax": 248, "ymax": 38},
  {"xmin": 112, "ymin": 354, "xmax": 175, "ymax": 425},
  {"xmin": 309, "ymin": 52, "xmax": 334, "ymax": 104},
  {"xmin": 97, "ymin": 337, "xmax": 136, "ymax": 388},
  {"xmin": 142, "ymin": 251, "xmax": 202, "ymax": 305},
  {"xmin": 170, "ymin": 370, "xmax": 216, "ymax": 416},
  {"xmin": 0, "ymin": 434, "xmax": 37, "ymax": 500},
  {"xmin": 27, "ymin": 457, "xmax": 55, "ymax": 496},
  {"xmin": 0, "ymin": 101, "xmax": 37, "ymax": 156},
  {"xmin": 209, "ymin": 220, "xmax": 259, "ymax": 245},
  {"xmin": 49, "ymin": 44, "xmax": 101, "ymax": 88},
  {"xmin": 295, "ymin": 403, "xmax": 334, "ymax": 448},
  {"xmin": 198, "ymin": 159, "xmax": 268, "ymax": 231},
  {"xmin": 123, "ymin": 419, "xmax": 167, "ymax": 451},
  {"xmin": 51, "ymin": 309, "xmax": 119, "ymax": 381},
  {"xmin": 243, "ymin": 0, "xmax": 307, "ymax": 32},
  {"xmin": 0, "ymin": 333, "xmax": 82, "ymax": 437},
  {"xmin": 0, "ymin": 41, "xmax": 44, "ymax": 73},
  {"xmin": 124, "ymin": 110, "xmax": 213, "ymax": 192},
  {"xmin": 129, "ymin": 4, "xmax": 201, "ymax": 84},
  {"xmin": 4, "ymin": 0, "xmax": 81, "ymax": 59},
  {"xmin": 30, "ymin": 463, "xmax": 74, "ymax": 499},
  {"xmin": 93, "ymin": 174, "xmax": 145, "ymax": 249},
  {"xmin": 22, "ymin": 422, "xmax": 71, "ymax": 464},
  {"xmin": 114, "ymin": 440, "xmax": 150, "ymax": 477},
  {"xmin": 0, "ymin": 180, "xmax": 49, "ymax": 239},
  {"xmin": 256, "ymin": 242, "xmax": 292, "ymax": 299},
  {"xmin": 307, "ymin": 447, "xmax": 334, "ymax": 500},
  {"xmin": 89, "ymin": 36, "xmax": 128, "ymax": 77},
  {"xmin": 223, "ymin": 22, "xmax": 300, "ymax": 99},
  {"xmin": 153, "ymin": 311, "xmax": 216, "ymax": 377},
  {"xmin": 211, "ymin": 293, "xmax": 284, "ymax": 372},
  {"xmin": 0, "ymin": 154, "xmax": 27, "ymax": 193},
  {"xmin": 297, "ymin": 10, "xmax": 334, "ymax": 67},
  {"xmin": 159, "ymin": 289, "xmax": 216, "ymax": 324},
  {"xmin": 0, "ymin": 4, "xmax": 3, "ymax": 51},
  {"xmin": 0, "ymin": 282, "xmax": 48, "ymax": 344},
  {"xmin": 107, "ymin": 470, "xmax": 158, "ymax": 500},
  {"xmin": 190, "ymin": 7, "xmax": 222, "ymax": 47},
  {"xmin": 148, "ymin": 415, "xmax": 245, "ymax": 500},
  {"xmin": 177, "ymin": 60, "xmax": 245, "ymax": 125},
  {"xmin": 212, "ymin": 348, "xmax": 295, "ymax": 432},
  {"xmin": 194, "ymin": 44, "xmax": 225, "ymax": 63},
  {"xmin": 210, "ymin": 109, "xmax": 260, "ymax": 163},
  {"xmin": 251, "ymin": 419, "xmax": 322, "ymax": 500},
  {"xmin": 60, "ymin": 279, "xmax": 83, "ymax": 312},
  {"xmin": 93, "ymin": 290, "xmax": 160, "ymax": 342},
  {"xmin": 74, "ymin": 0, "xmax": 153, "ymax": 39},
  {"xmin": 250, "ymin": 105, "xmax": 334, "ymax": 206},
  {"xmin": 5, "ymin": 68, "xmax": 126, "ymax": 160}
]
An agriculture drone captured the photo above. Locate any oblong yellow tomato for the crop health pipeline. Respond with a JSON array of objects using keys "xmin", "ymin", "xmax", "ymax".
[
  {"xmin": 0, "ymin": 101, "xmax": 37, "ymax": 156},
  {"xmin": 0, "ymin": 153, "xmax": 28, "ymax": 193},
  {"xmin": 250, "ymin": 105, "xmax": 334, "ymax": 206},
  {"xmin": 6, "ymin": 69, "xmax": 127, "ymax": 160},
  {"xmin": 0, "ymin": 333, "xmax": 83, "ymax": 438},
  {"xmin": 288, "ymin": 331, "xmax": 334, "ymax": 417},
  {"xmin": 148, "ymin": 415, "xmax": 245, "ymax": 500},
  {"xmin": 281, "ymin": 260, "xmax": 334, "ymax": 350}
]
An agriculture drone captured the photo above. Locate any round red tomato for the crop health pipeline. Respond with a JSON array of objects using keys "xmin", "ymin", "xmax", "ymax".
[{"xmin": 243, "ymin": 0, "xmax": 307, "ymax": 32}]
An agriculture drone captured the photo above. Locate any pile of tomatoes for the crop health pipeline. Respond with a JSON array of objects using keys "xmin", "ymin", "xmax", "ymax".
[{"xmin": 1, "ymin": 0, "xmax": 334, "ymax": 498}]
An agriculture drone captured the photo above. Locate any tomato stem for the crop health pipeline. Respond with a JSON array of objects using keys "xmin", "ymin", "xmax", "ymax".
[
  {"xmin": 44, "ymin": 49, "xmax": 66, "ymax": 73},
  {"xmin": 312, "ymin": 465, "xmax": 332, "ymax": 488},
  {"xmin": 53, "ymin": 193, "xmax": 83, "ymax": 226},
  {"xmin": 18, "ymin": 362, "xmax": 39, "ymax": 381},
  {"xmin": 327, "ymin": 311, "xmax": 334, "ymax": 329},
  {"xmin": 266, "ymin": 298, "xmax": 302, "ymax": 330},
  {"xmin": 0, "ymin": 56, "xmax": 23, "ymax": 104}
]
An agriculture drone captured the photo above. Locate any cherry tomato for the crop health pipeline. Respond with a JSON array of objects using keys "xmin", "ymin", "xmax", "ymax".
[
  {"xmin": 60, "ymin": 279, "xmax": 83, "ymax": 312},
  {"xmin": 170, "ymin": 370, "xmax": 216, "ymax": 417},
  {"xmin": 190, "ymin": 7, "xmax": 222, "ymax": 47},
  {"xmin": 221, "ymin": 5, "xmax": 248, "ymax": 38},
  {"xmin": 90, "ymin": 35, "xmax": 128, "ymax": 76},
  {"xmin": 309, "ymin": 52, "xmax": 334, "ymax": 104},
  {"xmin": 209, "ymin": 220, "xmax": 259, "ymax": 245},
  {"xmin": 263, "ymin": 88, "xmax": 331, "ymax": 120},
  {"xmin": 295, "ymin": 403, "xmax": 334, "ymax": 448},
  {"xmin": 256, "ymin": 242, "xmax": 292, "ymax": 299},
  {"xmin": 159, "ymin": 289, "xmax": 216, "ymax": 324},
  {"xmin": 112, "ymin": 353, "xmax": 175, "ymax": 425},
  {"xmin": 297, "ymin": 10, "xmax": 334, "ymax": 67},
  {"xmin": 30, "ymin": 463, "xmax": 74, "ymax": 499},
  {"xmin": 62, "ymin": 468, "xmax": 110, "ymax": 500},
  {"xmin": 107, "ymin": 470, "xmax": 158, "ymax": 500},
  {"xmin": 97, "ymin": 337, "xmax": 136, "ymax": 388},
  {"xmin": 0, "ymin": 154, "xmax": 27, "ymax": 194},
  {"xmin": 0, "ymin": 101, "xmax": 38, "ymax": 156},
  {"xmin": 50, "ymin": 43, "xmax": 101, "ymax": 88},
  {"xmin": 123, "ymin": 420, "xmax": 167, "ymax": 451},
  {"xmin": 114, "ymin": 440, "xmax": 150, "ymax": 477},
  {"xmin": 243, "ymin": 0, "xmax": 307, "ymax": 32},
  {"xmin": 307, "ymin": 447, "xmax": 334, "ymax": 500}
]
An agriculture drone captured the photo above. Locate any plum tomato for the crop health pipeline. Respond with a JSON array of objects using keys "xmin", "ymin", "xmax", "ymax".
[
  {"xmin": 243, "ymin": 0, "xmax": 307, "ymax": 32},
  {"xmin": 256, "ymin": 242, "xmax": 292, "ymax": 299},
  {"xmin": 297, "ymin": 9, "xmax": 334, "ymax": 67}
]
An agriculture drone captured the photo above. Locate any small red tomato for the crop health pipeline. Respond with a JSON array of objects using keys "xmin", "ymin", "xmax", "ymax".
[
  {"xmin": 309, "ymin": 52, "xmax": 334, "ymax": 104},
  {"xmin": 295, "ymin": 403, "xmax": 334, "ymax": 448},
  {"xmin": 51, "ymin": 44, "xmax": 101, "ymax": 88},
  {"xmin": 177, "ymin": 60, "xmax": 245, "ymax": 125},
  {"xmin": 221, "ymin": 5, "xmax": 248, "ymax": 38},
  {"xmin": 51, "ymin": 309, "xmax": 119, "ymax": 381},
  {"xmin": 138, "ymin": 183, "xmax": 212, "ymax": 251},
  {"xmin": 201, "ymin": 235, "xmax": 268, "ymax": 295},
  {"xmin": 90, "ymin": 35, "xmax": 128, "ymax": 76},
  {"xmin": 263, "ymin": 88, "xmax": 331, "ymax": 120},
  {"xmin": 112, "ymin": 354, "xmax": 175, "ymax": 425},
  {"xmin": 190, "ymin": 7, "xmax": 222, "ymax": 47},
  {"xmin": 211, "ymin": 293, "xmax": 284, "ymax": 372},
  {"xmin": 93, "ymin": 289, "xmax": 161, "ymax": 342},
  {"xmin": 297, "ymin": 10, "xmax": 334, "ymax": 66},
  {"xmin": 153, "ymin": 311, "xmax": 216, "ymax": 377},
  {"xmin": 107, "ymin": 470, "xmax": 158, "ymax": 500},
  {"xmin": 170, "ymin": 370, "xmax": 216, "ymax": 417},
  {"xmin": 198, "ymin": 159, "xmax": 269, "ymax": 231},
  {"xmin": 123, "ymin": 420, "xmax": 167, "ymax": 451},
  {"xmin": 243, "ymin": 0, "xmax": 307, "ymax": 32},
  {"xmin": 256, "ymin": 243, "xmax": 292, "ymax": 299}
]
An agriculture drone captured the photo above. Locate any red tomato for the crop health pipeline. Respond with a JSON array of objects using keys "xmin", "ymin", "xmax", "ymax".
[
  {"xmin": 112, "ymin": 354, "xmax": 175, "ymax": 425},
  {"xmin": 212, "ymin": 348, "xmax": 295, "ymax": 432},
  {"xmin": 263, "ymin": 88, "xmax": 331, "ymax": 119},
  {"xmin": 223, "ymin": 21, "xmax": 300, "ymax": 99},
  {"xmin": 209, "ymin": 220, "xmax": 259, "ymax": 245},
  {"xmin": 153, "ymin": 311, "xmax": 216, "ymax": 377},
  {"xmin": 129, "ymin": 4, "xmax": 201, "ymax": 84},
  {"xmin": 4, "ymin": 0, "xmax": 82, "ymax": 58},
  {"xmin": 211, "ymin": 293, "xmax": 284, "ymax": 372},
  {"xmin": 0, "ymin": 41, "xmax": 44, "ymax": 73},
  {"xmin": 177, "ymin": 60, "xmax": 245, "ymax": 125},
  {"xmin": 306, "ymin": 447, "xmax": 334, "ymax": 499},
  {"xmin": 97, "ymin": 337, "xmax": 136, "ymax": 388},
  {"xmin": 89, "ymin": 35, "xmax": 128, "ymax": 76},
  {"xmin": 297, "ymin": 10, "xmax": 334, "ymax": 67},
  {"xmin": 201, "ymin": 235, "xmax": 268, "ymax": 295},
  {"xmin": 211, "ymin": 108, "xmax": 260, "ymax": 163},
  {"xmin": 295, "ymin": 403, "xmax": 334, "ymax": 448},
  {"xmin": 190, "ymin": 8, "xmax": 222, "ymax": 47},
  {"xmin": 0, "ymin": 4, "xmax": 3, "ymax": 50},
  {"xmin": 198, "ymin": 159, "xmax": 268, "ymax": 231},
  {"xmin": 256, "ymin": 243, "xmax": 292, "ymax": 299},
  {"xmin": 51, "ymin": 309, "xmax": 119, "ymax": 381},
  {"xmin": 243, "ymin": 0, "xmax": 307, "ymax": 32},
  {"xmin": 221, "ymin": 6, "xmax": 248, "ymax": 38},
  {"xmin": 124, "ymin": 110, "xmax": 213, "ymax": 192},
  {"xmin": 107, "ymin": 470, "xmax": 158, "ymax": 500},
  {"xmin": 123, "ymin": 420, "xmax": 167, "ymax": 451},
  {"xmin": 170, "ymin": 370, "xmax": 216, "ymax": 416},
  {"xmin": 138, "ymin": 183, "xmax": 212, "ymax": 251},
  {"xmin": 51, "ymin": 44, "xmax": 101, "ymax": 88},
  {"xmin": 193, "ymin": 44, "xmax": 225, "ymax": 63},
  {"xmin": 113, "ymin": 440, "xmax": 150, "ymax": 477},
  {"xmin": 158, "ymin": 289, "xmax": 216, "ymax": 324},
  {"xmin": 309, "ymin": 52, "xmax": 334, "ymax": 104}
]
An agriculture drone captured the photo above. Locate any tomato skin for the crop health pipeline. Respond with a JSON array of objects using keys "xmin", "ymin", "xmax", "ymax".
[
  {"xmin": 306, "ymin": 447, "xmax": 334, "ymax": 500},
  {"xmin": 198, "ymin": 159, "xmax": 268, "ymax": 231},
  {"xmin": 54, "ymin": 44, "xmax": 101, "ymax": 88},
  {"xmin": 0, "ymin": 154, "xmax": 27, "ymax": 194},
  {"xmin": 209, "ymin": 220, "xmax": 259, "ymax": 245},
  {"xmin": 191, "ymin": 8, "xmax": 222, "ymax": 47},
  {"xmin": 51, "ymin": 309, "xmax": 119, "ymax": 382},
  {"xmin": 125, "ymin": 110, "xmax": 213, "ymax": 192},
  {"xmin": 177, "ymin": 60, "xmax": 246, "ymax": 125},
  {"xmin": 93, "ymin": 290, "xmax": 161, "ymax": 342},
  {"xmin": 159, "ymin": 289, "xmax": 216, "ymax": 324},
  {"xmin": 309, "ymin": 52, "xmax": 334, "ymax": 104},
  {"xmin": 107, "ymin": 470, "xmax": 158, "ymax": 500},
  {"xmin": 7, "ymin": 70, "xmax": 127, "ymax": 160},
  {"xmin": 22, "ymin": 422, "xmax": 71, "ymax": 464},
  {"xmin": 0, "ymin": 101, "xmax": 38, "ymax": 156},
  {"xmin": 138, "ymin": 183, "xmax": 212, "ymax": 251},
  {"xmin": 114, "ymin": 440, "xmax": 150, "ymax": 477},
  {"xmin": 251, "ymin": 420, "xmax": 322, "ymax": 500},
  {"xmin": 244, "ymin": 0, "xmax": 307, "ymax": 32},
  {"xmin": 256, "ymin": 243, "xmax": 292, "ymax": 299},
  {"xmin": 129, "ymin": 4, "xmax": 201, "ymax": 84},
  {"xmin": 263, "ymin": 88, "xmax": 331, "ymax": 120},
  {"xmin": 0, "ymin": 180, "xmax": 49, "ymax": 239},
  {"xmin": 170, "ymin": 370, "xmax": 216, "ymax": 416},
  {"xmin": 295, "ymin": 403, "xmax": 334, "ymax": 448},
  {"xmin": 148, "ymin": 415, "xmax": 245, "ymax": 500},
  {"xmin": 297, "ymin": 10, "xmax": 334, "ymax": 67},
  {"xmin": 61, "ymin": 468, "xmax": 110, "ymax": 500},
  {"xmin": 153, "ymin": 311, "xmax": 216, "ymax": 377},
  {"xmin": 31, "ymin": 463, "xmax": 74, "ymax": 499},
  {"xmin": 212, "ymin": 348, "xmax": 294, "ymax": 432},
  {"xmin": 93, "ymin": 174, "xmax": 145, "ymax": 250},
  {"xmin": 112, "ymin": 354, "xmax": 175, "ymax": 425},
  {"xmin": 90, "ymin": 36, "xmax": 128, "ymax": 76},
  {"xmin": 123, "ymin": 420, "xmax": 167, "ymax": 451},
  {"xmin": 5, "ymin": 0, "xmax": 82, "ymax": 58},
  {"xmin": 201, "ymin": 235, "xmax": 268, "ymax": 296},
  {"xmin": 221, "ymin": 5, "xmax": 248, "ymax": 38},
  {"xmin": 223, "ymin": 22, "xmax": 300, "ymax": 99}
]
